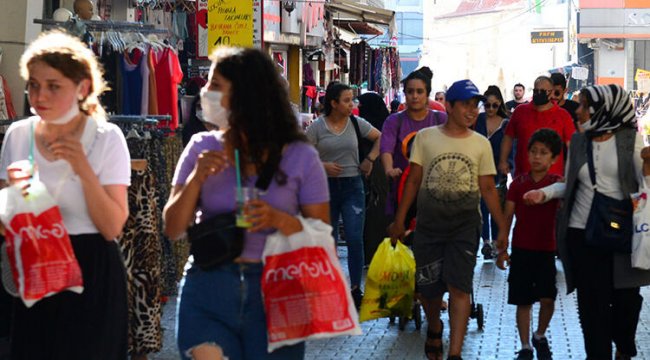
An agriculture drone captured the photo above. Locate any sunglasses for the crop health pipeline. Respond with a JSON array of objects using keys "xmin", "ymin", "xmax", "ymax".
[{"xmin": 485, "ymin": 102, "xmax": 500, "ymax": 109}]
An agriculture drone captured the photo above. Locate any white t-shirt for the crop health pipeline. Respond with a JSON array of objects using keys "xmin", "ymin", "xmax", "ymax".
[{"xmin": 0, "ymin": 117, "xmax": 131, "ymax": 235}]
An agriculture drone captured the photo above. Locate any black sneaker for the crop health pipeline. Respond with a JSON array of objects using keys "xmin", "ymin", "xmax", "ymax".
[
  {"xmin": 515, "ymin": 348, "xmax": 534, "ymax": 360},
  {"xmin": 532, "ymin": 336, "xmax": 553, "ymax": 360},
  {"xmin": 351, "ymin": 288, "xmax": 363, "ymax": 310}
]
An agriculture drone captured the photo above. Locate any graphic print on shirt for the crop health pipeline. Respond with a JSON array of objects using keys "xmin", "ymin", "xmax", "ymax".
[{"xmin": 424, "ymin": 152, "xmax": 477, "ymax": 204}]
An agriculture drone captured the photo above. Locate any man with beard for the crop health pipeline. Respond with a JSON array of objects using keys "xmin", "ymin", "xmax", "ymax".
[
  {"xmin": 498, "ymin": 76, "xmax": 574, "ymax": 179},
  {"xmin": 506, "ymin": 83, "xmax": 528, "ymax": 113}
]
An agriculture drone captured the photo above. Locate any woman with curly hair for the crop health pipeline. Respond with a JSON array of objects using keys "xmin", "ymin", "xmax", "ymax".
[{"xmin": 163, "ymin": 47, "xmax": 329, "ymax": 360}]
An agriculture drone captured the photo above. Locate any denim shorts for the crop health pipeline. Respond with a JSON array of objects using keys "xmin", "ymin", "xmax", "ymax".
[{"xmin": 176, "ymin": 262, "xmax": 305, "ymax": 360}]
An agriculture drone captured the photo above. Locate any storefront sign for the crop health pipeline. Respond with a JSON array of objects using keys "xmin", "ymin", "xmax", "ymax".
[
  {"xmin": 635, "ymin": 69, "xmax": 650, "ymax": 82},
  {"xmin": 531, "ymin": 31, "xmax": 564, "ymax": 44},
  {"xmin": 203, "ymin": 0, "xmax": 262, "ymax": 54},
  {"xmin": 572, "ymin": 66, "xmax": 589, "ymax": 81}
]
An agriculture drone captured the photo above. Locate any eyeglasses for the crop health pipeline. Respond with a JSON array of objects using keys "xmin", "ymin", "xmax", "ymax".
[
  {"xmin": 485, "ymin": 103, "xmax": 500, "ymax": 109},
  {"xmin": 533, "ymin": 89, "xmax": 552, "ymax": 95}
]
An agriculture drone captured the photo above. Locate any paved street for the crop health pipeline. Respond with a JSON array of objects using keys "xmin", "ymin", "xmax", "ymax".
[{"xmin": 156, "ymin": 247, "xmax": 650, "ymax": 360}]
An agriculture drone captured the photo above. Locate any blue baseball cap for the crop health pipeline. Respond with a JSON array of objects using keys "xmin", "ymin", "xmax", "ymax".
[{"xmin": 445, "ymin": 79, "xmax": 486, "ymax": 102}]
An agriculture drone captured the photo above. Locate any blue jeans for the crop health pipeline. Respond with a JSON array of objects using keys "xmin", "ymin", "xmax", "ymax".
[
  {"xmin": 480, "ymin": 198, "xmax": 498, "ymax": 243},
  {"xmin": 328, "ymin": 176, "xmax": 365, "ymax": 289},
  {"xmin": 176, "ymin": 262, "xmax": 305, "ymax": 360}
]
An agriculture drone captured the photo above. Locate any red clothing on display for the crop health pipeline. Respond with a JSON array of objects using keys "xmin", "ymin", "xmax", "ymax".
[
  {"xmin": 397, "ymin": 99, "xmax": 445, "ymax": 112},
  {"xmin": 153, "ymin": 48, "xmax": 183, "ymax": 130},
  {"xmin": 507, "ymin": 173, "xmax": 562, "ymax": 251},
  {"xmin": 505, "ymin": 103, "xmax": 574, "ymax": 178}
]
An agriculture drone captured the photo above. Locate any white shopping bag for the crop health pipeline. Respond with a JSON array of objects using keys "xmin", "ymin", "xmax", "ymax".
[
  {"xmin": 631, "ymin": 189, "xmax": 650, "ymax": 270},
  {"xmin": 261, "ymin": 216, "xmax": 362, "ymax": 352}
]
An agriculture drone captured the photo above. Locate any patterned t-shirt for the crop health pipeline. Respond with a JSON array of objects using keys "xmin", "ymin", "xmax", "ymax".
[{"xmin": 410, "ymin": 126, "xmax": 496, "ymax": 236}]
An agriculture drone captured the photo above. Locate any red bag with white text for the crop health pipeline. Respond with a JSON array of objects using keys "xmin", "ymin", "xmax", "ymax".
[
  {"xmin": 261, "ymin": 217, "xmax": 361, "ymax": 352},
  {"xmin": 0, "ymin": 180, "xmax": 83, "ymax": 307}
]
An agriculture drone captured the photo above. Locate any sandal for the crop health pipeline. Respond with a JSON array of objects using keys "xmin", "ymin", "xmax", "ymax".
[{"xmin": 425, "ymin": 320, "xmax": 444, "ymax": 360}]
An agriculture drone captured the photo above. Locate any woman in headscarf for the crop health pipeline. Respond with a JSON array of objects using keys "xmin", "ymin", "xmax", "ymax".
[{"xmin": 524, "ymin": 84, "xmax": 650, "ymax": 359}]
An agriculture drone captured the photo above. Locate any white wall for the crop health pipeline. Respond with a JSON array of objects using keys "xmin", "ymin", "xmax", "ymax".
[
  {"xmin": 596, "ymin": 46, "xmax": 626, "ymax": 80},
  {"xmin": 0, "ymin": 0, "xmax": 44, "ymax": 116},
  {"xmin": 422, "ymin": 0, "xmax": 574, "ymax": 100}
]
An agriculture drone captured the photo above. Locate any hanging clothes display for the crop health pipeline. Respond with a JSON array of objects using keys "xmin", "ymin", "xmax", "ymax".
[
  {"xmin": 0, "ymin": 76, "xmax": 16, "ymax": 120},
  {"xmin": 152, "ymin": 48, "xmax": 183, "ymax": 130},
  {"xmin": 120, "ymin": 50, "xmax": 145, "ymax": 115},
  {"xmin": 349, "ymin": 42, "xmax": 401, "ymax": 97},
  {"xmin": 118, "ymin": 164, "xmax": 162, "ymax": 355}
]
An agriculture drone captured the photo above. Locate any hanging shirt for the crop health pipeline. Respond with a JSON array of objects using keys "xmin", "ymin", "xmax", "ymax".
[
  {"xmin": 121, "ymin": 50, "xmax": 144, "ymax": 115},
  {"xmin": 153, "ymin": 48, "xmax": 183, "ymax": 130}
]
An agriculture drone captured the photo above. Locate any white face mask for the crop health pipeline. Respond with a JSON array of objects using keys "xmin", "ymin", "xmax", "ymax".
[
  {"xmin": 200, "ymin": 88, "xmax": 229, "ymax": 130},
  {"xmin": 33, "ymin": 91, "xmax": 81, "ymax": 125}
]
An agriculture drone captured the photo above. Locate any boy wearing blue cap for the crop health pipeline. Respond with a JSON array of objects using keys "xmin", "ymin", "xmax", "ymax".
[{"xmin": 389, "ymin": 80, "xmax": 508, "ymax": 360}]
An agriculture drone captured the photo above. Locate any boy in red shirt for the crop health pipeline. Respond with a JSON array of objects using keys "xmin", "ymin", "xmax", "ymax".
[{"xmin": 497, "ymin": 128, "xmax": 563, "ymax": 360}]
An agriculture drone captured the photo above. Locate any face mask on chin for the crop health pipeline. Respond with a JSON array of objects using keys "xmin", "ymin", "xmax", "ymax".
[
  {"xmin": 532, "ymin": 91, "xmax": 550, "ymax": 106},
  {"xmin": 200, "ymin": 88, "xmax": 230, "ymax": 130},
  {"xmin": 33, "ymin": 89, "xmax": 82, "ymax": 125}
]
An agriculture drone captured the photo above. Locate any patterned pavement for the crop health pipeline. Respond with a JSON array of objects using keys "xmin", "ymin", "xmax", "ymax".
[{"xmin": 155, "ymin": 247, "xmax": 650, "ymax": 359}]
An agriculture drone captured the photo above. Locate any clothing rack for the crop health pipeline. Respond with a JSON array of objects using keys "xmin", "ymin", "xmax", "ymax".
[
  {"xmin": 109, "ymin": 114, "xmax": 171, "ymax": 125},
  {"xmin": 34, "ymin": 19, "xmax": 170, "ymax": 34}
]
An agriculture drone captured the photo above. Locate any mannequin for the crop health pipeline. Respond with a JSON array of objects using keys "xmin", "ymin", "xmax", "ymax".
[{"xmin": 73, "ymin": 0, "xmax": 95, "ymax": 20}]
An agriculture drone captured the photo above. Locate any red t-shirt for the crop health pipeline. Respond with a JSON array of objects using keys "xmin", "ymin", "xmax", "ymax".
[
  {"xmin": 507, "ymin": 173, "xmax": 562, "ymax": 251},
  {"xmin": 397, "ymin": 99, "xmax": 445, "ymax": 112},
  {"xmin": 505, "ymin": 103, "xmax": 574, "ymax": 178}
]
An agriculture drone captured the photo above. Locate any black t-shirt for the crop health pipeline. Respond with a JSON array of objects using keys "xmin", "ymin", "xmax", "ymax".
[
  {"xmin": 506, "ymin": 100, "xmax": 527, "ymax": 114},
  {"xmin": 561, "ymin": 100, "xmax": 580, "ymax": 130}
]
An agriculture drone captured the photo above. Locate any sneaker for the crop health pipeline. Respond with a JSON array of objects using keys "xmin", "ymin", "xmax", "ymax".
[
  {"xmin": 351, "ymin": 288, "xmax": 363, "ymax": 310},
  {"xmin": 532, "ymin": 336, "xmax": 553, "ymax": 360},
  {"xmin": 515, "ymin": 348, "xmax": 534, "ymax": 360}
]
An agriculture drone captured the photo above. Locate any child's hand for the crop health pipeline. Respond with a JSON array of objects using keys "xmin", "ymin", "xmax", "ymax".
[
  {"xmin": 496, "ymin": 251, "xmax": 510, "ymax": 270},
  {"xmin": 523, "ymin": 190, "xmax": 545, "ymax": 205}
]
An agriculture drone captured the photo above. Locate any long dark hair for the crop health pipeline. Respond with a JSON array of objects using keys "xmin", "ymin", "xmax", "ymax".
[
  {"xmin": 324, "ymin": 82, "xmax": 351, "ymax": 116},
  {"xmin": 484, "ymin": 85, "xmax": 510, "ymax": 118},
  {"xmin": 211, "ymin": 47, "xmax": 306, "ymax": 185}
]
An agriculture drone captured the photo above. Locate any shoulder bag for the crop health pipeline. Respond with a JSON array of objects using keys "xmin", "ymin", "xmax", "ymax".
[
  {"xmin": 584, "ymin": 138, "xmax": 633, "ymax": 253},
  {"xmin": 187, "ymin": 151, "xmax": 278, "ymax": 270}
]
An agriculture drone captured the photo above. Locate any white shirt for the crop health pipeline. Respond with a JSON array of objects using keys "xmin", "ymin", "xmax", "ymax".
[
  {"xmin": 0, "ymin": 117, "xmax": 131, "ymax": 235},
  {"xmin": 541, "ymin": 132, "xmax": 646, "ymax": 229}
]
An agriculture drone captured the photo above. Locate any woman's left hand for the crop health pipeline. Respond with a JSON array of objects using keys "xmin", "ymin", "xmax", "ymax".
[
  {"xmin": 48, "ymin": 136, "xmax": 91, "ymax": 176},
  {"xmin": 359, "ymin": 158, "xmax": 373, "ymax": 177},
  {"xmin": 245, "ymin": 199, "xmax": 283, "ymax": 232}
]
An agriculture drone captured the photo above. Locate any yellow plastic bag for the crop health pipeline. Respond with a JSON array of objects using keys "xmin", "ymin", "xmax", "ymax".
[{"xmin": 359, "ymin": 238, "xmax": 415, "ymax": 322}]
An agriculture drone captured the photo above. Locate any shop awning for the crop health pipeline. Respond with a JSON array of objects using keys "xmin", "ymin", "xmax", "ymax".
[{"xmin": 326, "ymin": 0, "xmax": 395, "ymax": 27}]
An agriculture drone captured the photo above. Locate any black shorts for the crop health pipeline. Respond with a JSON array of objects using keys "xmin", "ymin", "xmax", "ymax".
[{"xmin": 508, "ymin": 247, "xmax": 557, "ymax": 305}]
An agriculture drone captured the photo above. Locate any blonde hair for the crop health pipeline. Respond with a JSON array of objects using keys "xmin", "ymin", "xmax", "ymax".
[{"xmin": 20, "ymin": 31, "xmax": 107, "ymax": 121}]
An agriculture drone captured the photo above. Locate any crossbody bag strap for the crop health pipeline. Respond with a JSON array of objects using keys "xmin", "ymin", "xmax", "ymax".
[
  {"xmin": 586, "ymin": 139, "xmax": 597, "ymax": 190},
  {"xmin": 349, "ymin": 114, "xmax": 364, "ymax": 161}
]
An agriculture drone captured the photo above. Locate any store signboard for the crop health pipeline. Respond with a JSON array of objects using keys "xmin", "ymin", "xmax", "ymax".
[
  {"xmin": 198, "ymin": 0, "xmax": 262, "ymax": 58},
  {"xmin": 635, "ymin": 69, "xmax": 650, "ymax": 82},
  {"xmin": 530, "ymin": 31, "xmax": 564, "ymax": 44}
]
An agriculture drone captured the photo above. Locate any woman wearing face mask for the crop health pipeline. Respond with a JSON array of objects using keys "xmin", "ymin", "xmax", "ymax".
[
  {"xmin": 0, "ymin": 31, "xmax": 130, "ymax": 359},
  {"xmin": 474, "ymin": 86, "xmax": 512, "ymax": 259},
  {"xmin": 305, "ymin": 82, "xmax": 381, "ymax": 308},
  {"xmin": 524, "ymin": 84, "xmax": 650, "ymax": 359},
  {"xmin": 164, "ymin": 47, "xmax": 329, "ymax": 360}
]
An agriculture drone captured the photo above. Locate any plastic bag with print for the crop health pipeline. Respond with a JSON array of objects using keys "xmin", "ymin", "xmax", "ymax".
[
  {"xmin": 261, "ymin": 216, "xmax": 361, "ymax": 352},
  {"xmin": 0, "ymin": 176, "xmax": 83, "ymax": 307}
]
